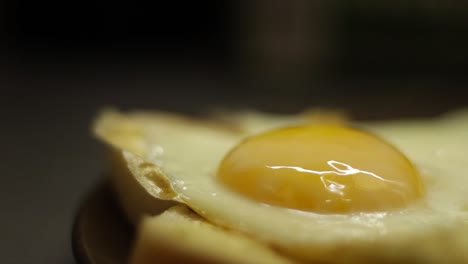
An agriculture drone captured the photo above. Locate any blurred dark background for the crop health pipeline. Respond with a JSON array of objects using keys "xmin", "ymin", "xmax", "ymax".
[
  {"xmin": 7, "ymin": 0, "xmax": 468, "ymax": 114},
  {"xmin": 2, "ymin": 1, "xmax": 468, "ymax": 263}
]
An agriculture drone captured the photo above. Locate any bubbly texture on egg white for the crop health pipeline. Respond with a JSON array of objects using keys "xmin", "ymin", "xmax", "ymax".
[{"xmin": 95, "ymin": 109, "xmax": 468, "ymax": 263}]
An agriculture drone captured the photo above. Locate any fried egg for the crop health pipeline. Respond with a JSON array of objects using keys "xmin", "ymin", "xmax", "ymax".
[{"xmin": 95, "ymin": 109, "xmax": 468, "ymax": 263}]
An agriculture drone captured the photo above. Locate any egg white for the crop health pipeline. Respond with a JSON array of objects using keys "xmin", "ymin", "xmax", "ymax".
[{"xmin": 96, "ymin": 109, "xmax": 468, "ymax": 263}]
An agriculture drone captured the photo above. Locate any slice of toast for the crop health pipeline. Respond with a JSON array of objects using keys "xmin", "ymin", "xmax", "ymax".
[{"xmin": 130, "ymin": 205, "xmax": 295, "ymax": 264}]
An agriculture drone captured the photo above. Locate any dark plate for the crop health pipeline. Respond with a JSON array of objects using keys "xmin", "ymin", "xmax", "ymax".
[{"xmin": 72, "ymin": 183, "xmax": 134, "ymax": 264}]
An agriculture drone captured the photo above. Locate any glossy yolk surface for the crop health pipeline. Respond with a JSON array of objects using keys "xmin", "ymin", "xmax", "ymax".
[{"xmin": 217, "ymin": 125, "xmax": 424, "ymax": 213}]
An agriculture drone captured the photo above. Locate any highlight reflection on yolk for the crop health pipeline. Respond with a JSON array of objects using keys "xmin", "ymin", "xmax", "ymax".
[{"xmin": 217, "ymin": 125, "xmax": 424, "ymax": 213}]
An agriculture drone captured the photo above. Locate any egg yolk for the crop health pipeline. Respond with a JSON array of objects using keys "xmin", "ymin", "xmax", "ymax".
[{"xmin": 217, "ymin": 125, "xmax": 424, "ymax": 213}]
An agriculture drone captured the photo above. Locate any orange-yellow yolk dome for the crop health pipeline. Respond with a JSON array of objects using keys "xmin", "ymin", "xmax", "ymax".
[{"xmin": 217, "ymin": 125, "xmax": 424, "ymax": 214}]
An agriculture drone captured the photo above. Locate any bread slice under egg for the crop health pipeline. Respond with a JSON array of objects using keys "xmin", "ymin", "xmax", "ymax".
[{"xmin": 130, "ymin": 205, "xmax": 294, "ymax": 264}]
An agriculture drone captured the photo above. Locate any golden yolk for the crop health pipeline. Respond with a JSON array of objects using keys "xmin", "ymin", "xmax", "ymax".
[{"xmin": 217, "ymin": 125, "xmax": 424, "ymax": 214}]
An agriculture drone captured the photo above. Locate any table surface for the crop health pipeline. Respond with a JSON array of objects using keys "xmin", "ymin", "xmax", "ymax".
[{"xmin": 3, "ymin": 60, "xmax": 467, "ymax": 264}]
